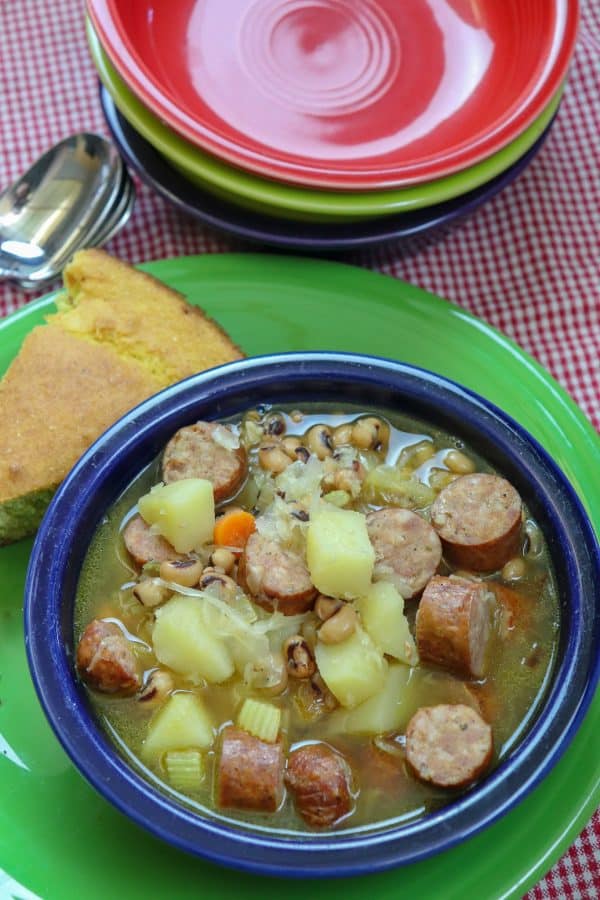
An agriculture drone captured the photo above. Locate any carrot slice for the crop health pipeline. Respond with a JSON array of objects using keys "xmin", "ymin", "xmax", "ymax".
[{"xmin": 213, "ymin": 509, "xmax": 256, "ymax": 550}]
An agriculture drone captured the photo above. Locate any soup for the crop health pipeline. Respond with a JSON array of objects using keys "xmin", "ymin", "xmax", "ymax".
[{"xmin": 75, "ymin": 404, "xmax": 559, "ymax": 833}]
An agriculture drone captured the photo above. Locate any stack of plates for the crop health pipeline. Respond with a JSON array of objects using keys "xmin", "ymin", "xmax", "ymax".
[{"xmin": 87, "ymin": 0, "xmax": 579, "ymax": 251}]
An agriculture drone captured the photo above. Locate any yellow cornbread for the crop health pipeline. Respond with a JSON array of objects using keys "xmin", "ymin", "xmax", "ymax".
[{"xmin": 0, "ymin": 249, "xmax": 243, "ymax": 544}]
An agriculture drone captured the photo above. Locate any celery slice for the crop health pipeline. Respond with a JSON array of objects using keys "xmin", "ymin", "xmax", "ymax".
[
  {"xmin": 164, "ymin": 749, "xmax": 205, "ymax": 792},
  {"xmin": 237, "ymin": 698, "xmax": 281, "ymax": 743}
]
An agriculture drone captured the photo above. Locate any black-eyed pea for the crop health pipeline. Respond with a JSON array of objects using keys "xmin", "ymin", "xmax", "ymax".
[
  {"xmin": 445, "ymin": 449, "xmax": 476, "ymax": 474},
  {"xmin": 501, "ymin": 557, "xmax": 527, "ymax": 581},
  {"xmin": 318, "ymin": 603, "xmax": 358, "ymax": 644},
  {"xmin": 264, "ymin": 413, "xmax": 286, "ymax": 437},
  {"xmin": 159, "ymin": 558, "xmax": 204, "ymax": 587},
  {"xmin": 351, "ymin": 417, "xmax": 390, "ymax": 452},
  {"xmin": 305, "ymin": 424, "xmax": 334, "ymax": 459},
  {"xmin": 429, "ymin": 468, "xmax": 461, "ymax": 491},
  {"xmin": 290, "ymin": 410, "xmax": 304, "ymax": 424},
  {"xmin": 199, "ymin": 567, "xmax": 239, "ymax": 603},
  {"xmin": 258, "ymin": 444, "xmax": 292, "ymax": 474},
  {"xmin": 132, "ymin": 578, "xmax": 171, "ymax": 608},
  {"xmin": 245, "ymin": 653, "xmax": 288, "ymax": 695},
  {"xmin": 283, "ymin": 635, "xmax": 316, "ymax": 679},
  {"xmin": 210, "ymin": 547, "xmax": 236, "ymax": 574},
  {"xmin": 314, "ymin": 594, "xmax": 343, "ymax": 621},
  {"xmin": 332, "ymin": 423, "xmax": 354, "ymax": 448},
  {"xmin": 524, "ymin": 521, "xmax": 544, "ymax": 558},
  {"xmin": 138, "ymin": 669, "xmax": 174, "ymax": 706},
  {"xmin": 281, "ymin": 436, "xmax": 304, "ymax": 459}
]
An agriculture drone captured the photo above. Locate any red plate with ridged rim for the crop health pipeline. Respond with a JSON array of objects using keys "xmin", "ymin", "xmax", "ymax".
[{"xmin": 87, "ymin": 0, "xmax": 579, "ymax": 189}]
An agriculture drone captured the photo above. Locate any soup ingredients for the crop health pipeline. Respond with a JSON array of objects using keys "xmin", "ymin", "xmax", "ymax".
[
  {"xmin": 159, "ymin": 558, "xmax": 204, "ymax": 587},
  {"xmin": 286, "ymin": 743, "xmax": 354, "ymax": 828},
  {"xmin": 405, "ymin": 704, "xmax": 493, "ymax": 788},
  {"xmin": 239, "ymin": 532, "xmax": 316, "ymax": 615},
  {"xmin": 152, "ymin": 595, "xmax": 235, "ymax": 683},
  {"xmin": 0, "ymin": 249, "xmax": 243, "ymax": 545},
  {"xmin": 138, "ymin": 478, "xmax": 215, "ymax": 553},
  {"xmin": 217, "ymin": 726, "xmax": 284, "ymax": 812},
  {"xmin": 142, "ymin": 691, "xmax": 215, "ymax": 762},
  {"xmin": 366, "ymin": 508, "xmax": 442, "ymax": 599},
  {"xmin": 76, "ymin": 619, "xmax": 140, "ymax": 694},
  {"xmin": 164, "ymin": 750, "xmax": 205, "ymax": 792},
  {"xmin": 138, "ymin": 669, "xmax": 174, "ymax": 705},
  {"xmin": 416, "ymin": 576, "xmax": 494, "ymax": 678},
  {"xmin": 306, "ymin": 505, "xmax": 375, "ymax": 599},
  {"xmin": 431, "ymin": 473, "xmax": 522, "ymax": 571},
  {"xmin": 162, "ymin": 422, "xmax": 247, "ymax": 503},
  {"xmin": 283, "ymin": 635, "xmax": 316, "ymax": 678},
  {"xmin": 76, "ymin": 403, "xmax": 558, "ymax": 833},
  {"xmin": 357, "ymin": 582, "xmax": 418, "ymax": 665},
  {"xmin": 213, "ymin": 508, "xmax": 256, "ymax": 551},
  {"xmin": 237, "ymin": 698, "xmax": 282, "ymax": 743},
  {"xmin": 315, "ymin": 626, "xmax": 387, "ymax": 708},
  {"xmin": 123, "ymin": 514, "xmax": 181, "ymax": 567},
  {"xmin": 317, "ymin": 603, "xmax": 358, "ymax": 645}
]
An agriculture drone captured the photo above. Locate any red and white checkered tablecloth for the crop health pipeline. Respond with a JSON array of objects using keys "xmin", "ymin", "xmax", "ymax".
[{"xmin": 0, "ymin": 1, "xmax": 598, "ymax": 897}]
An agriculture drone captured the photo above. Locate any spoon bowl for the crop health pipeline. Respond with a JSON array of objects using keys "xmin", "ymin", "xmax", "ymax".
[{"xmin": 0, "ymin": 133, "xmax": 131, "ymax": 288}]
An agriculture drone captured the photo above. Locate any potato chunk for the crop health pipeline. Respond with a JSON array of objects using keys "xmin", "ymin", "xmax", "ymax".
[
  {"xmin": 315, "ymin": 625, "xmax": 387, "ymax": 708},
  {"xmin": 153, "ymin": 595, "xmax": 235, "ymax": 683},
  {"xmin": 328, "ymin": 663, "xmax": 415, "ymax": 735},
  {"xmin": 142, "ymin": 691, "xmax": 215, "ymax": 762},
  {"xmin": 138, "ymin": 478, "xmax": 215, "ymax": 553},
  {"xmin": 358, "ymin": 582, "xmax": 418, "ymax": 665},
  {"xmin": 306, "ymin": 506, "xmax": 375, "ymax": 599}
]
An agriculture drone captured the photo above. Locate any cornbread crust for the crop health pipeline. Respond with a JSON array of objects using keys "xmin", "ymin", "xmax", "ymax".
[{"xmin": 0, "ymin": 249, "xmax": 244, "ymax": 544}]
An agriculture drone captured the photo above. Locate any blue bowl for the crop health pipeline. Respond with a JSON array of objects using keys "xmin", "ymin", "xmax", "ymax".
[{"xmin": 24, "ymin": 353, "xmax": 600, "ymax": 877}]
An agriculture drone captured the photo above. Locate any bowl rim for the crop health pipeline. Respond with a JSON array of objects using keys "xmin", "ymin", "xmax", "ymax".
[
  {"xmin": 24, "ymin": 351, "xmax": 600, "ymax": 877},
  {"xmin": 86, "ymin": 0, "xmax": 579, "ymax": 189}
]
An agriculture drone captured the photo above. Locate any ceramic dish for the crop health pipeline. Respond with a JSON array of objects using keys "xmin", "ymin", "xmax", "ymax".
[
  {"xmin": 87, "ymin": 0, "xmax": 578, "ymax": 189},
  {"xmin": 89, "ymin": 20, "xmax": 562, "ymax": 223},
  {"xmin": 24, "ymin": 351, "xmax": 600, "ymax": 875},
  {"xmin": 100, "ymin": 87, "xmax": 556, "ymax": 253},
  {"xmin": 1, "ymin": 256, "xmax": 598, "ymax": 897}
]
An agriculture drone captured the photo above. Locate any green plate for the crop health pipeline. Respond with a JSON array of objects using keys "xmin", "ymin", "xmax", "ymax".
[
  {"xmin": 87, "ymin": 20, "xmax": 562, "ymax": 223},
  {"xmin": 0, "ymin": 255, "xmax": 598, "ymax": 900}
]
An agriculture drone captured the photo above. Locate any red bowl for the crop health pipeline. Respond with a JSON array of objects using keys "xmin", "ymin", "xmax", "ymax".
[{"xmin": 87, "ymin": 0, "xmax": 579, "ymax": 189}]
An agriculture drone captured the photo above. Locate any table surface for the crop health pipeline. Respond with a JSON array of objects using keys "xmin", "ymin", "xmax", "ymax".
[{"xmin": 0, "ymin": 1, "xmax": 598, "ymax": 897}]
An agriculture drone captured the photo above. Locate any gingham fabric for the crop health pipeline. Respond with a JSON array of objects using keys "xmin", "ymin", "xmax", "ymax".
[{"xmin": 0, "ymin": 1, "xmax": 598, "ymax": 896}]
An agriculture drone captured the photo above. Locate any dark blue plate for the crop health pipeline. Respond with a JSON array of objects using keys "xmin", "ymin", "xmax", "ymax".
[{"xmin": 99, "ymin": 86, "xmax": 557, "ymax": 254}]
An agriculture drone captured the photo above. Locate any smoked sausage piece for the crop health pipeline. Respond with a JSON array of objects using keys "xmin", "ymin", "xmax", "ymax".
[
  {"xmin": 238, "ymin": 532, "xmax": 317, "ymax": 615},
  {"xmin": 366, "ymin": 508, "xmax": 442, "ymax": 598},
  {"xmin": 217, "ymin": 726, "xmax": 284, "ymax": 813},
  {"xmin": 416, "ymin": 575, "xmax": 494, "ymax": 678},
  {"xmin": 162, "ymin": 421, "xmax": 247, "ymax": 503},
  {"xmin": 123, "ymin": 514, "xmax": 181, "ymax": 567},
  {"xmin": 405, "ymin": 703, "xmax": 493, "ymax": 788},
  {"xmin": 430, "ymin": 473, "xmax": 522, "ymax": 572},
  {"xmin": 76, "ymin": 619, "xmax": 140, "ymax": 694},
  {"xmin": 285, "ymin": 743, "xmax": 354, "ymax": 828}
]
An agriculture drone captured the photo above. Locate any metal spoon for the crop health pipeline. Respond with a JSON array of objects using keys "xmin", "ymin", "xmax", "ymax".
[
  {"xmin": 12, "ymin": 165, "xmax": 137, "ymax": 290},
  {"xmin": 0, "ymin": 134, "xmax": 130, "ymax": 288}
]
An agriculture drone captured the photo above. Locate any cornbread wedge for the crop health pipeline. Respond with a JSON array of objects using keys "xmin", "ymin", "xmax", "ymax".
[{"xmin": 0, "ymin": 249, "xmax": 243, "ymax": 544}]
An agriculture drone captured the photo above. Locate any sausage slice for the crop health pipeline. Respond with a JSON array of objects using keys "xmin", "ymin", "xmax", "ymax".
[
  {"xmin": 238, "ymin": 532, "xmax": 317, "ymax": 615},
  {"xmin": 366, "ymin": 508, "xmax": 442, "ymax": 598},
  {"xmin": 123, "ymin": 514, "xmax": 182, "ymax": 567},
  {"xmin": 76, "ymin": 619, "xmax": 140, "ymax": 694},
  {"xmin": 416, "ymin": 575, "xmax": 494, "ymax": 678},
  {"xmin": 217, "ymin": 726, "xmax": 284, "ymax": 813},
  {"xmin": 286, "ymin": 743, "xmax": 354, "ymax": 828},
  {"xmin": 405, "ymin": 704, "xmax": 493, "ymax": 788},
  {"xmin": 431, "ymin": 473, "xmax": 522, "ymax": 572},
  {"xmin": 162, "ymin": 421, "xmax": 247, "ymax": 503}
]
